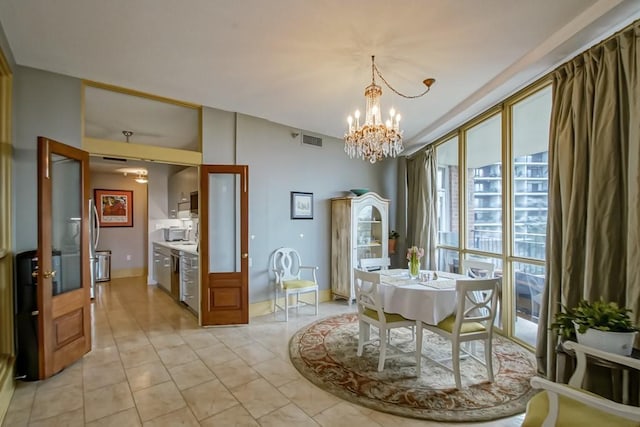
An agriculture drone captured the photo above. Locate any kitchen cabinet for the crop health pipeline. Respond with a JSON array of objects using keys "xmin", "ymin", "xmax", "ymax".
[
  {"xmin": 153, "ymin": 243, "xmax": 172, "ymax": 293},
  {"xmin": 180, "ymin": 251, "xmax": 199, "ymax": 314},
  {"xmin": 168, "ymin": 167, "xmax": 198, "ymax": 218},
  {"xmin": 331, "ymin": 192, "xmax": 389, "ymax": 303}
]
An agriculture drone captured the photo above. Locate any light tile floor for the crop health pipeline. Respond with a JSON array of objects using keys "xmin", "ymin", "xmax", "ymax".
[{"xmin": 3, "ymin": 276, "xmax": 526, "ymax": 426}]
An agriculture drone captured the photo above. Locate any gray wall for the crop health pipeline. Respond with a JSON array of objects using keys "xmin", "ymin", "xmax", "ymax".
[
  {"xmin": 11, "ymin": 64, "xmax": 401, "ymax": 306},
  {"xmin": 13, "ymin": 66, "xmax": 82, "ymax": 252},
  {"xmin": 90, "ymin": 172, "xmax": 148, "ymax": 275},
  {"xmin": 202, "ymin": 107, "xmax": 235, "ymax": 164},
  {"xmin": 204, "ymin": 112, "xmax": 398, "ymax": 303}
]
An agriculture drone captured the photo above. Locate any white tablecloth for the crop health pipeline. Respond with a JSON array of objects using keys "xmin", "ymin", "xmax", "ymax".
[{"xmin": 378, "ymin": 269, "xmax": 467, "ymax": 325}]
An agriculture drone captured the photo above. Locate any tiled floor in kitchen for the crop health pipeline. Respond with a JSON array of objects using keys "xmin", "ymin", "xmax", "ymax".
[{"xmin": 3, "ymin": 276, "xmax": 526, "ymax": 426}]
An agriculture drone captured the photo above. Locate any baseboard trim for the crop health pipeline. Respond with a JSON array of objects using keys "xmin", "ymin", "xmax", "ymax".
[
  {"xmin": 111, "ymin": 267, "xmax": 146, "ymax": 279},
  {"xmin": 0, "ymin": 354, "xmax": 15, "ymax": 425},
  {"xmin": 249, "ymin": 289, "xmax": 333, "ymax": 318}
]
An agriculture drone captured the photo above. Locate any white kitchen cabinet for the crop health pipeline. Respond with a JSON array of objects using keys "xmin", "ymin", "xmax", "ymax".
[
  {"xmin": 168, "ymin": 167, "xmax": 198, "ymax": 218},
  {"xmin": 180, "ymin": 251, "xmax": 199, "ymax": 314},
  {"xmin": 331, "ymin": 192, "xmax": 389, "ymax": 303},
  {"xmin": 153, "ymin": 243, "xmax": 172, "ymax": 293}
]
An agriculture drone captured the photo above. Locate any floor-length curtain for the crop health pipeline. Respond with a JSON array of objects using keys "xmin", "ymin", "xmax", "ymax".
[
  {"xmin": 538, "ymin": 20, "xmax": 640, "ymax": 381},
  {"xmin": 406, "ymin": 147, "xmax": 437, "ymax": 269}
]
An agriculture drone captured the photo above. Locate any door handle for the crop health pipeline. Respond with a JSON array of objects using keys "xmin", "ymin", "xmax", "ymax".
[
  {"xmin": 242, "ymin": 253, "xmax": 248, "ymax": 259},
  {"xmin": 43, "ymin": 271, "xmax": 56, "ymax": 279}
]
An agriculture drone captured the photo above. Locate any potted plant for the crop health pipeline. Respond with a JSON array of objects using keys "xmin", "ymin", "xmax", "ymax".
[
  {"xmin": 388, "ymin": 230, "xmax": 400, "ymax": 254},
  {"xmin": 550, "ymin": 299, "xmax": 639, "ymax": 355}
]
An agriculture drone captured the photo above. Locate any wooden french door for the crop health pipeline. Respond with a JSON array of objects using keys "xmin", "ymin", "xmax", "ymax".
[
  {"xmin": 200, "ymin": 165, "xmax": 249, "ymax": 325},
  {"xmin": 37, "ymin": 137, "xmax": 91, "ymax": 379}
]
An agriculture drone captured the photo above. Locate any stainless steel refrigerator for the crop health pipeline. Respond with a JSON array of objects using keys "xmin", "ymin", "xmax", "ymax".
[{"xmin": 89, "ymin": 198, "xmax": 100, "ymax": 299}]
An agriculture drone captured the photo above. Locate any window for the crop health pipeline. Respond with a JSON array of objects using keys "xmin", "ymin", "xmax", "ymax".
[
  {"xmin": 436, "ymin": 137, "xmax": 458, "ymax": 247},
  {"xmin": 431, "ymin": 81, "xmax": 551, "ymax": 349},
  {"xmin": 466, "ymin": 114, "xmax": 502, "ymax": 254},
  {"xmin": 512, "ymin": 86, "xmax": 550, "ymax": 261}
]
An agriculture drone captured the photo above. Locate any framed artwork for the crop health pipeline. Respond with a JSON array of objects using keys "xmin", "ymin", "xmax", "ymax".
[
  {"xmin": 94, "ymin": 189, "xmax": 134, "ymax": 227},
  {"xmin": 291, "ymin": 191, "xmax": 313, "ymax": 219}
]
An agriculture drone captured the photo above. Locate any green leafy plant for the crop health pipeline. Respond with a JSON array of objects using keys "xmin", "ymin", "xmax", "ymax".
[
  {"xmin": 389, "ymin": 230, "xmax": 400, "ymax": 239},
  {"xmin": 550, "ymin": 299, "xmax": 639, "ymax": 341}
]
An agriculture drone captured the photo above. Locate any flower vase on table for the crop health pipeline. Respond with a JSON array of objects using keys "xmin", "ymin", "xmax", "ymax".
[
  {"xmin": 408, "ymin": 260, "xmax": 420, "ymax": 279},
  {"xmin": 406, "ymin": 246, "xmax": 424, "ymax": 280}
]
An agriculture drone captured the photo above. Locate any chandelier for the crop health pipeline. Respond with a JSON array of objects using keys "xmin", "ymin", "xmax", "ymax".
[{"xmin": 344, "ymin": 56, "xmax": 435, "ymax": 163}]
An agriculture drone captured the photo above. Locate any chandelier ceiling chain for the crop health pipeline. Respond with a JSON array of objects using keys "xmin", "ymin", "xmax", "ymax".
[{"xmin": 344, "ymin": 56, "xmax": 435, "ymax": 163}]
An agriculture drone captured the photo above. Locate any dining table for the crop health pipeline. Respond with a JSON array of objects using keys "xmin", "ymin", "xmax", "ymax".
[{"xmin": 378, "ymin": 269, "xmax": 468, "ymax": 325}]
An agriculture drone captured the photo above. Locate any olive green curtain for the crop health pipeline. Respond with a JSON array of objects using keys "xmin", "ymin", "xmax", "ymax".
[
  {"xmin": 538, "ymin": 20, "xmax": 640, "ymax": 380},
  {"xmin": 406, "ymin": 147, "xmax": 437, "ymax": 269}
]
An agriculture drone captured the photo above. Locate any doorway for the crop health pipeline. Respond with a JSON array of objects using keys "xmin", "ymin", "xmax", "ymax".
[{"xmin": 88, "ymin": 157, "xmax": 199, "ymax": 290}]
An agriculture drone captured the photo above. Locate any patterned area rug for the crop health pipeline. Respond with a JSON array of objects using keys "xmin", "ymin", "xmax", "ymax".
[{"xmin": 289, "ymin": 313, "xmax": 538, "ymax": 422}]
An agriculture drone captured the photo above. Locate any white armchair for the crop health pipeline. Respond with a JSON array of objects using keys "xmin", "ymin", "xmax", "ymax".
[
  {"xmin": 523, "ymin": 341, "xmax": 640, "ymax": 426},
  {"xmin": 271, "ymin": 247, "xmax": 319, "ymax": 321}
]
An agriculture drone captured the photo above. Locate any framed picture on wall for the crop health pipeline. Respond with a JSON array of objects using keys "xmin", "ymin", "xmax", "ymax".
[
  {"xmin": 94, "ymin": 189, "xmax": 134, "ymax": 227},
  {"xmin": 291, "ymin": 191, "xmax": 313, "ymax": 219}
]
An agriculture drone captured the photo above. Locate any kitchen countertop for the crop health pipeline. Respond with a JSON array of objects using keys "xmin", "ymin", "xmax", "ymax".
[{"xmin": 153, "ymin": 241, "xmax": 198, "ymax": 255}]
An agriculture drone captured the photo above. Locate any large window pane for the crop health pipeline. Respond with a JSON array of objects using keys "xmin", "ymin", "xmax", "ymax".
[
  {"xmin": 436, "ymin": 137, "xmax": 459, "ymax": 247},
  {"xmin": 512, "ymin": 86, "xmax": 551, "ymax": 260},
  {"xmin": 513, "ymin": 261, "xmax": 546, "ymax": 346},
  {"xmin": 466, "ymin": 114, "xmax": 502, "ymax": 254},
  {"xmin": 436, "ymin": 248, "xmax": 459, "ymax": 274}
]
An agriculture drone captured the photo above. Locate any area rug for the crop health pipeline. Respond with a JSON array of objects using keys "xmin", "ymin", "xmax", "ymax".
[{"xmin": 289, "ymin": 313, "xmax": 538, "ymax": 422}]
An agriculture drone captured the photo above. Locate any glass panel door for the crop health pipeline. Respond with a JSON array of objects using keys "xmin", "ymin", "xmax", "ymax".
[
  {"xmin": 51, "ymin": 154, "xmax": 82, "ymax": 295},
  {"xmin": 208, "ymin": 173, "xmax": 241, "ymax": 273}
]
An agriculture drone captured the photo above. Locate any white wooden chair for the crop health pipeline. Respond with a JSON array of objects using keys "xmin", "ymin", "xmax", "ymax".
[
  {"xmin": 353, "ymin": 268, "xmax": 420, "ymax": 372},
  {"xmin": 359, "ymin": 257, "xmax": 391, "ymax": 272},
  {"xmin": 417, "ymin": 277, "xmax": 501, "ymax": 389},
  {"xmin": 460, "ymin": 259, "xmax": 495, "ymax": 278},
  {"xmin": 523, "ymin": 341, "xmax": 640, "ymax": 427},
  {"xmin": 271, "ymin": 247, "xmax": 319, "ymax": 321}
]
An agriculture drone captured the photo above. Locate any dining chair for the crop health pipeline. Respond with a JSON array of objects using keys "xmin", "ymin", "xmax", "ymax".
[
  {"xmin": 271, "ymin": 247, "xmax": 319, "ymax": 321},
  {"xmin": 523, "ymin": 341, "xmax": 640, "ymax": 426},
  {"xmin": 353, "ymin": 268, "xmax": 420, "ymax": 372},
  {"xmin": 416, "ymin": 277, "xmax": 501, "ymax": 389},
  {"xmin": 460, "ymin": 259, "xmax": 495, "ymax": 278},
  {"xmin": 359, "ymin": 257, "xmax": 391, "ymax": 272},
  {"xmin": 460, "ymin": 258, "xmax": 501, "ymax": 329}
]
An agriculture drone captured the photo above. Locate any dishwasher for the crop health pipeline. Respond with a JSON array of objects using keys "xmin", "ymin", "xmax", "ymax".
[{"xmin": 170, "ymin": 249, "xmax": 181, "ymax": 301}]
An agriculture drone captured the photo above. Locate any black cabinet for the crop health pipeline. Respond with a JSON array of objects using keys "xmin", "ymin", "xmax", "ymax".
[{"xmin": 15, "ymin": 250, "xmax": 61, "ymax": 380}]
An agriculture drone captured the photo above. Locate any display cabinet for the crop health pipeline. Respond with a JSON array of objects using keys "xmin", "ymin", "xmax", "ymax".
[{"xmin": 331, "ymin": 192, "xmax": 389, "ymax": 303}]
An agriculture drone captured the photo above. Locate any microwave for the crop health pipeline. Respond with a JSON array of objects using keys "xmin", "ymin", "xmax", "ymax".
[{"xmin": 164, "ymin": 227, "xmax": 188, "ymax": 242}]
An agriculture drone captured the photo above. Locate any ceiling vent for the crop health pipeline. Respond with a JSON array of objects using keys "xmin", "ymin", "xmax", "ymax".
[{"xmin": 302, "ymin": 134, "xmax": 322, "ymax": 148}]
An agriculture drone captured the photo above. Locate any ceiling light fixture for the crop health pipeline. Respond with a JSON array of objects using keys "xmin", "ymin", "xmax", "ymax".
[
  {"xmin": 345, "ymin": 56, "xmax": 435, "ymax": 163},
  {"xmin": 134, "ymin": 171, "xmax": 148, "ymax": 184},
  {"xmin": 122, "ymin": 130, "xmax": 133, "ymax": 142}
]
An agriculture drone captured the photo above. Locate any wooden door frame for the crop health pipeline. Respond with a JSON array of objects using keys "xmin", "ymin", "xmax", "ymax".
[
  {"xmin": 200, "ymin": 165, "xmax": 249, "ymax": 325},
  {"xmin": 0, "ymin": 42, "xmax": 13, "ymax": 425},
  {"xmin": 37, "ymin": 137, "xmax": 91, "ymax": 379}
]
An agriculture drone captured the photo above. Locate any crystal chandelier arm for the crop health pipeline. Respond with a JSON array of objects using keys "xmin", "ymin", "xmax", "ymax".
[{"xmin": 373, "ymin": 61, "xmax": 435, "ymax": 99}]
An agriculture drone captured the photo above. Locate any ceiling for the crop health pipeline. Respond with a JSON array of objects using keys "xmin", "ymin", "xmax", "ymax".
[{"xmin": 2, "ymin": 0, "xmax": 640, "ymax": 154}]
